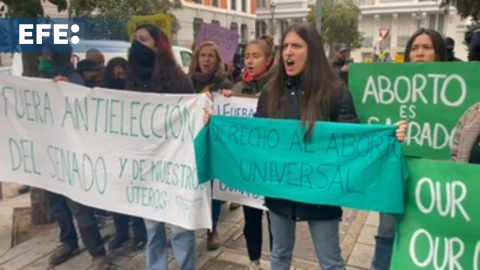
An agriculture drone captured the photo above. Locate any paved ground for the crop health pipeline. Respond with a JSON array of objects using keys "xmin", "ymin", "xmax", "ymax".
[{"xmin": 0, "ymin": 182, "xmax": 380, "ymax": 270}]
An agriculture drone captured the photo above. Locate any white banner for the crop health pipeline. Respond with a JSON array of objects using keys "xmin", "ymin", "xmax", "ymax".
[
  {"xmin": 212, "ymin": 180, "xmax": 266, "ymax": 210},
  {"xmin": 0, "ymin": 75, "xmax": 211, "ymax": 230},
  {"xmin": 211, "ymin": 93, "xmax": 266, "ymax": 210},
  {"xmin": 213, "ymin": 92, "xmax": 258, "ymax": 117}
]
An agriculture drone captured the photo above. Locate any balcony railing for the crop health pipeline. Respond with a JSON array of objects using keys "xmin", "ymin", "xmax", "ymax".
[
  {"xmin": 357, "ymin": 0, "xmax": 438, "ymax": 5},
  {"xmin": 356, "ymin": 0, "xmax": 375, "ymax": 5},
  {"xmin": 362, "ymin": 37, "xmax": 374, "ymax": 48},
  {"xmin": 379, "ymin": 0, "xmax": 414, "ymax": 3},
  {"xmin": 397, "ymin": 36, "xmax": 410, "ymax": 47}
]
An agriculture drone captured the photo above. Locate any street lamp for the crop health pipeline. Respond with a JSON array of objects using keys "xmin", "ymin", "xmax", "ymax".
[
  {"xmin": 415, "ymin": 10, "xmax": 423, "ymax": 29},
  {"xmin": 269, "ymin": 1, "xmax": 276, "ymax": 35}
]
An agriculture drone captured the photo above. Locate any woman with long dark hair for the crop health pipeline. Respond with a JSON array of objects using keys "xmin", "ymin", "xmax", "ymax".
[
  {"xmin": 127, "ymin": 25, "xmax": 193, "ymax": 93},
  {"xmin": 102, "ymin": 57, "xmax": 128, "ymax": 89},
  {"xmin": 404, "ymin": 28, "xmax": 446, "ymax": 63},
  {"xmin": 204, "ymin": 23, "xmax": 406, "ymax": 270},
  {"xmin": 126, "ymin": 24, "xmax": 196, "ymax": 269},
  {"xmin": 253, "ymin": 23, "xmax": 406, "ymax": 270}
]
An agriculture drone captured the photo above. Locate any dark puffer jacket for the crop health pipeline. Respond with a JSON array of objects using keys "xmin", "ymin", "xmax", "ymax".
[{"xmin": 254, "ymin": 76, "xmax": 359, "ymax": 221}]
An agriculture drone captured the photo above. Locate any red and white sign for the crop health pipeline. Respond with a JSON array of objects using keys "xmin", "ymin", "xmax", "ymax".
[{"xmin": 379, "ymin": 28, "xmax": 390, "ymax": 39}]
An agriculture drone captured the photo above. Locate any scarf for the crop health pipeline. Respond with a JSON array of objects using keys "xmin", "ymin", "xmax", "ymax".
[
  {"xmin": 232, "ymin": 61, "xmax": 278, "ymax": 94},
  {"xmin": 192, "ymin": 69, "xmax": 225, "ymax": 93},
  {"xmin": 129, "ymin": 40, "xmax": 156, "ymax": 83}
]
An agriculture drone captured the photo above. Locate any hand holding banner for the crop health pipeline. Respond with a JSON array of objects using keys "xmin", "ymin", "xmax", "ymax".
[
  {"xmin": 195, "ymin": 116, "xmax": 408, "ymax": 214},
  {"xmin": 0, "ymin": 75, "xmax": 211, "ymax": 230}
]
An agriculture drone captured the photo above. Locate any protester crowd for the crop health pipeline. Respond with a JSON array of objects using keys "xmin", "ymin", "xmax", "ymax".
[{"xmin": 11, "ymin": 21, "xmax": 480, "ymax": 270}]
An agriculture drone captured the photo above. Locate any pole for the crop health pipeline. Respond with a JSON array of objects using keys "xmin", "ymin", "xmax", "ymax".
[
  {"xmin": 315, "ymin": 0, "xmax": 323, "ymax": 33},
  {"xmin": 270, "ymin": 13, "xmax": 274, "ymax": 35},
  {"xmin": 416, "ymin": 11, "xmax": 422, "ymax": 29}
]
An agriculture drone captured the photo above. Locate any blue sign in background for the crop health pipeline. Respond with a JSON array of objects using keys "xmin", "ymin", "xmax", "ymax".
[{"xmin": 0, "ymin": 18, "xmax": 131, "ymax": 53}]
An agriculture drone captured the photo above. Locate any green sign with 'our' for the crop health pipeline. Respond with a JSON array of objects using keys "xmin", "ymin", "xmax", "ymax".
[{"xmin": 391, "ymin": 158, "xmax": 480, "ymax": 270}]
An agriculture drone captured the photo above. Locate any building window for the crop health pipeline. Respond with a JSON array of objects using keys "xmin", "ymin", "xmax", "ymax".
[
  {"xmin": 396, "ymin": 14, "xmax": 411, "ymax": 47},
  {"xmin": 212, "ymin": 0, "xmax": 219, "ymax": 7},
  {"xmin": 397, "ymin": 36, "xmax": 410, "ymax": 47},
  {"xmin": 241, "ymin": 0, "xmax": 247, "ymax": 12},
  {"xmin": 361, "ymin": 36, "xmax": 373, "ymax": 48},
  {"xmin": 212, "ymin": 20, "xmax": 220, "ymax": 26},
  {"xmin": 428, "ymin": 14, "xmax": 445, "ymax": 35},
  {"xmin": 230, "ymin": 22, "xmax": 238, "ymax": 33},
  {"xmin": 256, "ymin": 0, "xmax": 265, "ymax": 9},
  {"xmin": 193, "ymin": 18, "xmax": 203, "ymax": 39},
  {"xmin": 255, "ymin": 21, "xmax": 267, "ymax": 37},
  {"xmin": 230, "ymin": 0, "xmax": 236, "ymax": 10},
  {"xmin": 241, "ymin": 24, "xmax": 248, "ymax": 43},
  {"xmin": 194, "ymin": 0, "xmax": 202, "ymax": 3}
]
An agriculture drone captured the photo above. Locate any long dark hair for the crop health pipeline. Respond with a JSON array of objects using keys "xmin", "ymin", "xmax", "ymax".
[
  {"xmin": 127, "ymin": 24, "xmax": 187, "ymax": 93},
  {"xmin": 267, "ymin": 23, "xmax": 341, "ymax": 140},
  {"xmin": 101, "ymin": 57, "xmax": 127, "ymax": 87},
  {"xmin": 404, "ymin": 28, "xmax": 446, "ymax": 62}
]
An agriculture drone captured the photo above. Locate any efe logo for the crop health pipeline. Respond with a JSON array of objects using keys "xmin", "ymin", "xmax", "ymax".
[{"xmin": 19, "ymin": 24, "xmax": 80, "ymax": 45}]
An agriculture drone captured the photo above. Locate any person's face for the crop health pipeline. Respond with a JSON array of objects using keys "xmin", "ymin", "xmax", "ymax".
[
  {"xmin": 135, "ymin": 28, "xmax": 157, "ymax": 52},
  {"xmin": 113, "ymin": 65, "xmax": 126, "ymax": 79},
  {"xmin": 282, "ymin": 32, "xmax": 308, "ymax": 77},
  {"xmin": 84, "ymin": 70, "xmax": 100, "ymax": 81},
  {"xmin": 335, "ymin": 50, "xmax": 347, "ymax": 60},
  {"xmin": 86, "ymin": 53, "xmax": 105, "ymax": 66},
  {"xmin": 409, "ymin": 34, "xmax": 436, "ymax": 63},
  {"xmin": 198, "ymin": 45, "xmax": 218, "ymax": 74},
  {"xmin": 244, "ymin": 44, "xmax": 270, "ymax": 79}
]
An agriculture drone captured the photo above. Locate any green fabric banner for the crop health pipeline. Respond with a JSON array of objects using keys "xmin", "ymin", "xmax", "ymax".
[
  {"xmin": 195, "ymin": 116, "xmax": 408, "ymax": 214},
  {"xmin": 391, "ymin": 158, "xmax": 480, "ymax": 269},
  {"xmin": 349, "ymin": 62, "xmax": 480, "ymax": 160}
]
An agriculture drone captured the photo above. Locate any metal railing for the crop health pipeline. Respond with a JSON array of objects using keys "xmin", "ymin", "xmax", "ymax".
[{"xmin": 357, "ymin": 0, "xmax": 438, "ymax": 5}]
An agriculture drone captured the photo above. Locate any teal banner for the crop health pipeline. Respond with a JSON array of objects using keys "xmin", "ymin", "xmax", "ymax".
[{"xmin": 195, "ymin": 116, "xmax": 408, "ymax": 214}]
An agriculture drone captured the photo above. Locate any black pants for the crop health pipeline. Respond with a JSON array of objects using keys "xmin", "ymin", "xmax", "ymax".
[
  {"xmin": 243, "ymin": 205, "xmax": 273, "ymax": 261},
  {"xmin": 46, "ymin": 191, "xmax": 106, "ymax": 257},
  {"xmin": 112, "ymin": 212, "xmax": 147, "ymax": 242}
]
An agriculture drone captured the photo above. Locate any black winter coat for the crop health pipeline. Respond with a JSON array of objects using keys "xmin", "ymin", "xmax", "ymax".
[{"xmin": 254, "ymin": 76, "xmax": 359, "ymax": 221}]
